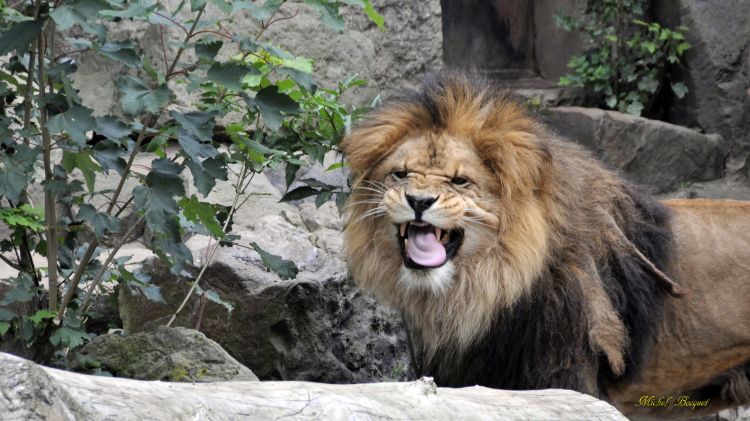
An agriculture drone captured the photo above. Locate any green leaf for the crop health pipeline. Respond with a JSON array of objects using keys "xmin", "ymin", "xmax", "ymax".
[
  {"xmin": 46, "ymin": 105, "xmax": 97, "ymax": 147},
  {"xmin": 96, "ymin": 40, "xmax": 142, "ymax": 68},
  {"xmin": 153, "ymin": 239, "xmax": 193, "ymax": 274},
  {"xmin": 172, "ymin": 110, "xmax": 216, "ymax": 140},
  {"xmin": 177, "ymin": 128, "xmax": 218, "ymax": 162},
  {"xmin": 95, "ymin": 116, "xmax": 132, "ymax": 140},
  {"xmin": 0, "ymin": 205, "xmax": 44, "ymax": 231},
  {"xmin": 77, "ymin": 204, "xmax": 121, "ymax": 240},
  {"xmin": 245, "ymin": 86, "xmax": 300, "ymax": 130},
  {"xmin": 117, "ymin": 76, "xmax": 173, "ymax": 115},
  {"xmin": 605, "ymin": 95, "xmax": 618, "ymax": 109},
  {"xmin": 0, "ymin": 321, "xmax": 9, "ymax": 335},
  {"xmin": 119, "ymin": 266, "xmax": 165, "ymax": 303},
  {"xmin": 335, "ymin": 192, "xmax": 348, "ymax": 213},
  {"xmin": 676, "ymin": 42, "xmax": 691, "ymax": 55},
  {"xmin": 315, "ymin": 190, "xmax": 332, "ymax": 207},
  {"xmin": 28, "ymin": 310, "xmax": 56, "ymax": 325},
  {"xmin": 0, "ymin": 20, "xmax": 44, "ymax": 55},
  {"xmin": 134, "ymin": 159, "xmax": 185, "ymax": 238},
  {"xmin": 625, "ymin": 101, "xmax": 644, "ymax": 116},
  {"xmin": 92, "ymin": 140, "xmax": 127, "ymax": 174},
  {"xmin": 234, "ymin": 0, "xmax": 284, "ymax": 21},
  {"xmin": 325, "ymin": 162, "xmax": 346, "ymax": 171},
  {"xmin": 207, "ymin": 62, "xmax": 254, "ymax": 91},
  {"xmin": 186, "ymin": 155, "xmax": 228, "ymax": 196},
  {"xmin": 62, "ymin": 150, "xmax": 101, "ymax": 193},
  {"xmin": 304, "ymin": 0, "xmax": 344, "ymax": 32},
  {"xmin": 195, "ymin": 40, "xmax": 223, "ymax": 61},
  {"xmin": 0, "ymin": 273, "xmax": 35, "ymax": 305},
  {"xmin": 0, "ymin": 143, "xmax": 39, "ymax": 203},
  {"xmin": 280, "ymin": 186, "xmax": 319, "ymax": 202},
  {"xmin": 250, "ymin": 242, "xmax": 298, "ymax": 280},
  {"xmin": 138, "ymin": 283, "xmax": 165, "ymax": 303},
  {"xmin": 637, "ymin": 76, "xmax": 659, "ymax": 94},
  {"xmin": 0, "ymin": 307, "xmax": 15, "ymax": 321},
  {"xmin": 50, "ymin": 326, "xmax": 91, "ymax": 348},
  {"xmin": 196, "ymin": 286, "xmax": 234, "ymax": 314},
  {"xmin": 179, "ymin": 195, "xmax": 224, "ymax": 237},
  {"xmin": 51, "ymin": 0, "xmax": 109, "ymax": 37},
  {"xmin": 285, "ymin": 163, "xmax": 299, "ymax": 189},
  {"xmin": 671, "ymin": 82, "xmax": 688, "ymax": 99}
]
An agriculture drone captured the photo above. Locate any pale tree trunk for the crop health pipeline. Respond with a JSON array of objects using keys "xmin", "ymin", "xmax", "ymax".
[{"xmin": 0, "ymin": 352, "xmax": 626, "ymax": 421}]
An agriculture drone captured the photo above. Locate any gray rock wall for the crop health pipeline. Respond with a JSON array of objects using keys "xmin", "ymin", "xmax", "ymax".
[
  {"xmin": 655, "ymin": 0, "xmax": 750, "ymax": 172},
  {"xmin": 71, "ymin": 0, "xmax": 443, "ymax": 114},
  {"xmin": 544, "ymin": 106, "xmax": 728, "ymax": 192}
]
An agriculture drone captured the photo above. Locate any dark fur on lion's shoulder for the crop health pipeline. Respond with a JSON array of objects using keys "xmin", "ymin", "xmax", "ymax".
[{"xmin": 425, "ymin": 185, "xmax": 671, "ymax": 395}]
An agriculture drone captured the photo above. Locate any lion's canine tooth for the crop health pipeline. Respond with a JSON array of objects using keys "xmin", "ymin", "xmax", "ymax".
[
  {"xmin": 435, "ymin": 227, "xmax": 442, "ymax": 240},
  {"xmin": 400, "ymin": 223, "xmax": 407, "ymax": 237}
]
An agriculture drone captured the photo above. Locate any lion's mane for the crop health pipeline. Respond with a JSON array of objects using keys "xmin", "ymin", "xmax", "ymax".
[{"xmin": 341, "ymin": 73, "xmax": 681, "ymax": 396}]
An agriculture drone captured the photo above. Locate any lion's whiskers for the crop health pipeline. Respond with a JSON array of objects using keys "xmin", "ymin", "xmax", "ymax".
[
  {"xmin": 345, "ymin": 199, "xmax": 384, "ymax": 209},
  {"xmin": 355, "ymin": 206, "xmax": 387, "ymax": 222},
  {"xmin": 353, "ymin": 185, "xmax": 387, "ymax": 193}
]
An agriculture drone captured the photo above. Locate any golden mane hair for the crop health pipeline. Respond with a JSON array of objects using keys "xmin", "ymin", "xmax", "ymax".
[{"xmin": 341, "ymin": 73, "xmax": 682, "ymax": 395}]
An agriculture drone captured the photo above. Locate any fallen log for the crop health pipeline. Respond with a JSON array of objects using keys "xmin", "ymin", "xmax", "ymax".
[{"xmin": 1, "ymin": 352, "xmax": 626, "ymax": 420}]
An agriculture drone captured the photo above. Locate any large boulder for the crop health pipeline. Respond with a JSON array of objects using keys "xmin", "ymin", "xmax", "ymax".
[
  {"xmin": 655, "ymin": 0, "xmax": 750, "ymax": 171},
  {"xmin": 70, "ymin": 327, "xmax": 258, "ymax": 382},
  {"xmin": 118, "ymin": 202, "xmax": 410, "ymax": 383},
  {"xmin": 543, "ymin": 106, "xmax": 728, "ymax": 193}
]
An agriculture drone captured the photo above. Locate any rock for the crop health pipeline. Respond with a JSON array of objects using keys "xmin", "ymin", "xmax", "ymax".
[
  {"xmin": 544, "ymin": 106, "xmax": 728, "ymax": 193},
  {"xmin": 1, "ymin": 352, "xmax": 628, "ymax": 421},
  {"xmin": 71, "ymin": 0, "xmax": 442, "ymax": 114},
  {"xmin": 654, "ymin": 0, "xmax": 750, "ymax": 170},
  {"xmin": 657, "ymin": 175, "xmax": 750, "ymax": 201},
  {"xmin": 533, "ymin": 0, "xmax": 584, "ymax": 80},
  {"xmin": 70, "ymin": 326, "xmax": 258, "ymax": 382},
  {"xmin": 118, "ymin": 204, "xmax": 410, "ymax": 383}
]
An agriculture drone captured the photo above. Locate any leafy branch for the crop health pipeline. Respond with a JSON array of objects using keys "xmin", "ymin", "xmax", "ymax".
[{"xmin": 0, "ymin": 0, "xmax": 381, "ymax": 360}]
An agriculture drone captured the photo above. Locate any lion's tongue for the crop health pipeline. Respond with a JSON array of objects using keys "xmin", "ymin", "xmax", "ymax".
[{"xmin": 406, "ymin": 228, "xmax": 446, "ymax": 267}]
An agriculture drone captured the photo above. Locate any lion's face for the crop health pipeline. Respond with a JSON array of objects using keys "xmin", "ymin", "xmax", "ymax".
[{"xmin": 366, "ymin": 134, "xmax": 502, "ymax": 293}]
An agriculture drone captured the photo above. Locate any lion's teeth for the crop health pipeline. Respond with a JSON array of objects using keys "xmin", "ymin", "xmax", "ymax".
[
  {"xmin": 435, "ymin": 227, "xmax": 441, "ymax": 240},
  {"xmin": 400, "ymin": 223, "xmax": 407, "ymax": 237}
]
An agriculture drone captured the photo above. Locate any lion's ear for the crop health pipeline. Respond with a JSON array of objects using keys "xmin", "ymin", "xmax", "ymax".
[{"xmin": 476, "ymin": 129, "xmax": 552, "ymax": 197}]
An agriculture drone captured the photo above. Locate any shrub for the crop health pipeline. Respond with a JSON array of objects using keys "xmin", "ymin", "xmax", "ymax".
[
  {"xmin": 555, "ymin": 0, "xmax": 690, "ymax": 116},
  {"xmin": 0, "ymin": 0, "xmax": 382, "ymax": 361}
]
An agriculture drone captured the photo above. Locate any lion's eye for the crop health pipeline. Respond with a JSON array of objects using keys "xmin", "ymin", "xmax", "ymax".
[
  {"xmin": 451, "ymin": 176, "xmax": 469, "ymax": 186},
  {"xmin": 392, "ymin": 170, "xmax": 407, "ymax": 180}
]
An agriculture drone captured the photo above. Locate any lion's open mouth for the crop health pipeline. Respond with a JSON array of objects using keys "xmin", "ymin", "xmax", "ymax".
[{"xmin": 396, "ymin": 221, "xmax": 464, "ymax": 269}]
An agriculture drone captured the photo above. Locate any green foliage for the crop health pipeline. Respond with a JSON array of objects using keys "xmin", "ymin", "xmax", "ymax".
[
  {"xmin": 0, "ymin": 0, "xmax": 378, "ymax": 360},
  {"xmin": 555, "ymin": 0, "xmax": 691, "ymax": 116}
]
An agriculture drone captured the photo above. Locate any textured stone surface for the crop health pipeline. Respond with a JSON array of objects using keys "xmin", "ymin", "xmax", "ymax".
[
  {"xmin": 533, "ymin": 0, "xmax": 584, "ymax": 80},
  {"xmin": 655, "ymin": 0, "xmax": 750, "ymax": 172},
  {"xmin": 544, "ymin": 106, "xmax": 728, "ymax": 192},
  {"xmin": 0, "ymin": 352, "xmax": 628, "ymax": 421},
  {"xmin": 70, "ymin": 327, "xmax": 258, "ymax": 382},
  {"xmin": 71, "ymin": 0, "xmax": 443, "ymax": 114},
  {"xmin": 118, "ymin": 202, "xmax": 410, "ymax": 384}
]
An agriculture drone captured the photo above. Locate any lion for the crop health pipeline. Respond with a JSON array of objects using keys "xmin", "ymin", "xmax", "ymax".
[{"xmin": 340, "ymin": 73, "xmax": 750, "ymax": 418}]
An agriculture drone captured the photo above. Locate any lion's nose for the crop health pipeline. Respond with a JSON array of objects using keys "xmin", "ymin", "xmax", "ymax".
[{"xmin": 406, "ymin": 195, "xmax": 438, "ymax": 220}]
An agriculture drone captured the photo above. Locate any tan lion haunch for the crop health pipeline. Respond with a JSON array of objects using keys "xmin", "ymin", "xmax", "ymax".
[{"xmin": 341, "ymin": 73, "xmax": 750, "ymax": 418}]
